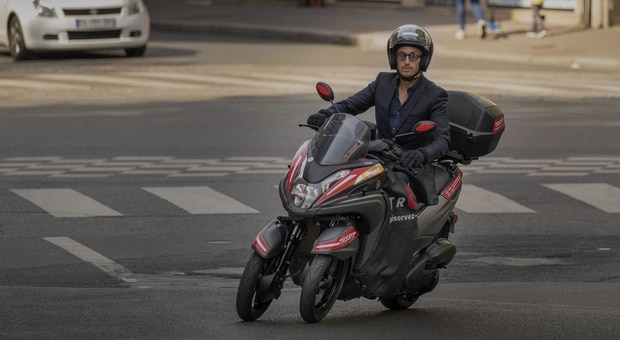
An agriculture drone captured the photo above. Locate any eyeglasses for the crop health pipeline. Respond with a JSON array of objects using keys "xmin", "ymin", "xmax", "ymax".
[{"xmin": 396, "ymin": 52, "xmax": 422, "ymax": 62}]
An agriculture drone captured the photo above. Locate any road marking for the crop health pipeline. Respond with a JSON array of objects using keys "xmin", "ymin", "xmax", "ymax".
[
  {"xmin": 44, "ymin": 236, "xmax": 135, "ymax": 283},
  {"xmin": 456, "ymin": 185, "xmax": 536, "ymax": 213},
  {"xmin": 4, "ymin": 66, "xmax": 620, "ymax": 98},
  {"xmin": 440, "ymin": 79, "xmax": 573, "ymax": 97},
  {"xmin": 31, "ymin": 73, "xmax": 205, "ymax": 89},
  {"xmin": 2, "ymin": 156, "xmax": 618, "ymax": 178},
  {"xmin": 167, "ymin": 172, "xmax": 228, "ymax": 177},
  {"xmin": 0, "ymin": 156, "xmax": 292, "ymax": 177},
  {"xmin": 6, "ymin": 170, "xmax": 67, "ymax": 176},
  {"xmin": 0, "ymin": 79, "xmax": 88, "ymax": 90},
  {"xmin": 466, "ymin": 257, "xmax": 564, "ymax": 267},
  {"xmin": 432, "ymin": 69, "xmax": 620, "ymax": 98},
  {"xmin": 125, "ymin": 72, "xmax": 309, "ymax": 91},
  {"xmin": 238, "ymin": 169, "xmax": 287, "ymax": 174},
  {"xmin": 143, "ymin": 186, "xmax": 259, "ymax": 214},
  {"xmin": 542, "ymin": 183, "xmax": 620, "ymax": 213},
  {"xmin": 10, "ymin": 188, "xmax": 122, "ymax": 218},
  {"xmin": 5, "ymin": 182, "xmax": 619, "ymax": 217}
]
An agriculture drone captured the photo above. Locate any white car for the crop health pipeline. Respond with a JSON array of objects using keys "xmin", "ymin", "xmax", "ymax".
[{"xmin": 0, "ymin": 0, "xmax": 150, "ymax": 60}]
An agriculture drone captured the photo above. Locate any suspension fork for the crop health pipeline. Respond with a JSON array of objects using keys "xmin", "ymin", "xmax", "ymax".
[
  {"xmin": 276, "ymin": 220, "xmax": 304, "ymax": 276},
  {"xmin": 257, "ymin": 219, "xmax": 305, "ymax": 302}
]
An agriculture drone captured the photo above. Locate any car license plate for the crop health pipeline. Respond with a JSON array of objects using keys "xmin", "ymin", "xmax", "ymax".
[{"xmin": 75, "ymin": 18, "xmax": 116, "ymax": 29}]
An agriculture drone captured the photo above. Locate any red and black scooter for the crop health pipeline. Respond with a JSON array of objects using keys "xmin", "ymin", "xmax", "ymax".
[{"xmin": 236, "ymin": 82, "xmax": 505, "ymax": 323}]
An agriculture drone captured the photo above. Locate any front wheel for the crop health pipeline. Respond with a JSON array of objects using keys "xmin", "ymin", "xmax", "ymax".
[
  {"xmin": 299, "ymin": 255, "xmax": 347, "ymax": 323},
  {"xmin": 9, "ymin": 16, "xmax": 33, "ymax": 61},
  {"xmin": 235, "ymin": 252, "xmax": 277, "ymax": 321}
]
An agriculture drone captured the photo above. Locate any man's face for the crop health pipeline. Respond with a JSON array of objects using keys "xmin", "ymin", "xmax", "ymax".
[{"xmin": 396, "ymin": 46, "xmax": 423, "ymax": 79}]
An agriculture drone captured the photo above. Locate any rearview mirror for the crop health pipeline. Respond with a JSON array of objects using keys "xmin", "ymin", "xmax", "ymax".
[
  {"xmin": 413, "ymin": 120, "xmax": 437, "ymax": 134},
  {"xmin": 393, "ymin": 120, "xmax": 437, "ymax": 141},
  {"xmin": 316, "ymin": 82, "xmax": 335, "ymax": 102}
]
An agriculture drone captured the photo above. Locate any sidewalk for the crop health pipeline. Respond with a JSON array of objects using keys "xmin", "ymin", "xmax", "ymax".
[{"xmin": 145, "ymin": 1, "xmax": 620, "ymax": 71}]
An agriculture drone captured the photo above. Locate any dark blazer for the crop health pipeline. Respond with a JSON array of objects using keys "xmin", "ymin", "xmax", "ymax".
[{"xmin": 323, "ymin": 72, "xmax": 450, "ymax": 161}]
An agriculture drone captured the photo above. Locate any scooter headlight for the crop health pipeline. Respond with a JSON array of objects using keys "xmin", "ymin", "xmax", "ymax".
[
  {"xmin": 290, "ymin": 180, "xmax": 321, "ymax": 209},
  {"xmin": 321, "ymin": 170, "xmax": 351, "ymax": 193},
  {"xmin": 289, "ymin": 169, "xmax": 350, "ymax": 209}
]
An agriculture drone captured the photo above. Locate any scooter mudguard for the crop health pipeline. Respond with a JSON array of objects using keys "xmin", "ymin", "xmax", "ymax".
[
  {"xmin": 311, "ymin": 226, "xmax": 359, "ymax": 261},
  {"xmin": 252, "ymin": 219, "xmax": 286, "ymax": 259}
]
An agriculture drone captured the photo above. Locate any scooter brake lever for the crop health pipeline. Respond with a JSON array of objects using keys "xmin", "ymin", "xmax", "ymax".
[{"xmin": 299, "ymin": 123, "xmax": 319, "ymax": 131}]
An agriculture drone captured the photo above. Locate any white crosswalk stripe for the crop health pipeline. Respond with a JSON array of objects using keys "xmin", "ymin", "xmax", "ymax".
[
  {"xmin": 142, "ymin": 186, "xmax": 259, "ymax": 215},
  {"xmin": 10, "ymin": 188, "xmax": 123, "ymax": 218},
  {"xmin": 542, "ymin": 183, "xmax": 620, "ymax": 213},
  {"xmin": 456, "ymin": 185, "xmax": 536, "ymax": 213}
]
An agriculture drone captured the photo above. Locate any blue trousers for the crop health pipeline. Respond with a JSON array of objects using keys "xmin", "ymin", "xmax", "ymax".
[{"xmin": 456, "ymin": 0, "xmax": 485, "ymax": 30}]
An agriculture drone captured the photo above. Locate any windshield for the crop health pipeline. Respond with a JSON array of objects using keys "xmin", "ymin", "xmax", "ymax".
[{"xmin": 310, "ymin": 113, "xmax": 371, "ymax": 165}]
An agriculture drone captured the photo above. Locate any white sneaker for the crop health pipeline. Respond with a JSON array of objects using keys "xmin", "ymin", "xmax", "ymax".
[
  {"xmin": 454, "ymin": 29, "xmax": 465, "ymax": 40},
  {"xmin": 526, "ymin": 31, "xmax": 537, "ymax": 38},
  {"xmin": 477, "ymin": 20, "xmax": 486, "ymax": 39},
  {"xmin": 537, "ymin": 30, "xmax": 548, "ymax": 39}
]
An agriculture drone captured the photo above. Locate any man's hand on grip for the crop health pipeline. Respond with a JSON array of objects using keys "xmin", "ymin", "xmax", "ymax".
[{"xmin": 400, "ymin": 149, "xmax": 427, "ymax": 169}]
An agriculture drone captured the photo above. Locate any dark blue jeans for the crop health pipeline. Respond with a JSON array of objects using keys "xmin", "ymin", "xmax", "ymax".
[{"xmin": 456, "ymin": 0, "xmax": 485, "ymax": 30}]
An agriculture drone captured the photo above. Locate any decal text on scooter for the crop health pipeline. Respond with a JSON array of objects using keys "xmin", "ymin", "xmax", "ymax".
[{"xmin": 389, "ymin": 213, "xmax": 417, "ymax": 223}]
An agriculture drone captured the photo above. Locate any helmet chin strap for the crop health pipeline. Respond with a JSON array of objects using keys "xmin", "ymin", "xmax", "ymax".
[
  {"xmin": 399, "ymin": 74, "xmax": 419, "ymax": 82},
  {"xmin": 398, "ymin": 71, "xmax": 421, "ymax": 82}
]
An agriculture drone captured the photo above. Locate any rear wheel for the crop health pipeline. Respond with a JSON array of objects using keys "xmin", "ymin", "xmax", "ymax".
[
  {"xmin": 235, "ymin": 252, "xmax": 277, "ymax": 321},
  {"xmin": 299, "ymin": 255, "xmax": 347, "ymax": 323},
  {"xmin": 8, "ymin": 16, "xmax": 33, "ymax": 61},
  {"xmin": 379, "ymin": 295, "xmax": 418, "ymax": 310}
]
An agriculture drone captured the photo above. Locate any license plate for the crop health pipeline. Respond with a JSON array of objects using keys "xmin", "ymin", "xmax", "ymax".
[{"xmin": 75, "ymin": 18, "xmax": 116, "ymax": 29}]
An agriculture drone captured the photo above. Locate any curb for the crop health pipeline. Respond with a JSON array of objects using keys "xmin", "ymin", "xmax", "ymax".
[
  {"xmin": 434, "ymin": 45, "xmax": 620, "ymax": 71},
  {"xmin": 151, "ymin": 20, "xmax": 620, "ymax": 71},
  {"xmin": 152, "ymin": 21, "xmax": 358, "ymax": 45}
]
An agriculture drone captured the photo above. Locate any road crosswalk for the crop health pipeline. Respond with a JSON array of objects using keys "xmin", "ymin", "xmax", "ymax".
[
  {"xmin": 0, "ymin": 156, "xmax": 291, "ymax": 178},
  {"xmin": 2, "ymin": 65, "xmax": 620, "ymax": 99},
  {"xmin": 4, "ymin": 182, "xmax": 619, "ymax": 218},
  {"xmin": 2, "ymin": 156, "xmax": 619, "ymax": 216},
  {"xmin": 2, "ymin": 156, "xmax": 620, "ymax": 178}
]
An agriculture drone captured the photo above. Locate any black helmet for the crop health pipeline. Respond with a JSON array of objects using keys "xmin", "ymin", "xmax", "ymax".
[{"xmin": 387, "ymin": 24, "xmax": 434, "ymax": 72}]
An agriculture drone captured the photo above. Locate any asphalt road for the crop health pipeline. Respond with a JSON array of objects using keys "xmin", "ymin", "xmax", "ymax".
[{"xmin": 1, "ymin": 30, "xmax": 619, "ymax": 338}]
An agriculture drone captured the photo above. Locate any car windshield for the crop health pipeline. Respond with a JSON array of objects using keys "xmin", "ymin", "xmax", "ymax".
[{"xmin": 310, "ymin": 113, "xmax": 371, "ymax": 165}]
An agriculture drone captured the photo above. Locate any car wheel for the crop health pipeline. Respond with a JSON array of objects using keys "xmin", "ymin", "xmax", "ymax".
[
  {"xmin": 8, "ymin": 16, "xmax": 33, "ymax": 61},
  {"xmin": 125, "ymin": 45, "xmax": 146, "ymax": 57}
]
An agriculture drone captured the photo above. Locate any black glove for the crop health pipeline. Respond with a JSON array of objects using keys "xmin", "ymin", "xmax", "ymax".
[
  {"xmin": 400, "ymin": 149, "xmax": 427, "ymax": 169},
  {"xmin": 307, "ymin": 110, "xmax": 331, "ymax": 129}
]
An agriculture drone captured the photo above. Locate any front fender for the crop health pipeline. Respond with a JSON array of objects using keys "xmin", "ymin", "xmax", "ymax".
[
  {"xmin": 311, "ymin": 226, "xmax": 359, "ymax": 261},
  {"xmin": 252, "ymin": 219, "xmax": 286, "ymax": 259}
]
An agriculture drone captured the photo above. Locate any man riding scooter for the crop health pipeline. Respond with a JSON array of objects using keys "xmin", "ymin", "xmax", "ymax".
[{"xmin": 307, "ymin": 24, "xmax": 450, "ymax": 172}]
